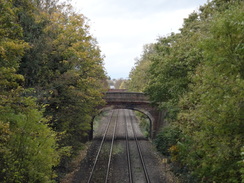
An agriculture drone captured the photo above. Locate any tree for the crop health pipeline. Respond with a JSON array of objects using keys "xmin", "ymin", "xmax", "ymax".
[
  {"xmin": 15, "ymin": 0, "xmax": 107, "ymax": 157},
  {"xmin": 113, "ymin": 78, "xmax": 127, "ymax": 89},
  {"xmin": 0, "ymin": 1, "xmax": 59, "ymax": 182},
  {"xmin": 127, "ymin": 0, "xmax": 244, "ymax": 182},
  {"xmin": 127, "ymin": 44, "xmax": 154, "ymax": 92},
  {"xmin": 177, "ymin": 3, "xmax": 244, "ymax": 182},
  {"xmin": 0, "ymin": 96, "xmax": 59, "ymax": 183},
  {"xmin": 145, "ymin": 29, "xmax": 203, "ymax": 121},
  {"xmin": 42, "ymin": 7, "xmax": 106, "ymax": 155},
  {"xmin": 1, "ymin": 0, "xmax": 107, "ymax": 181}
]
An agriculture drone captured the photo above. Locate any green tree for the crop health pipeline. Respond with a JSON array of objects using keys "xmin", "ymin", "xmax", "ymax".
[
  {"xmin": 127, "ymin": 44, "xmax": 154, "ymax": 92},
  {"xmin": 145, "ymin": 30, "xmax": 203, "ymax": 121},
  {"xmin": 0, "ymin": 1, "xmax": 59, "ymax": 182},
  {"xmin": 1, "ymin": 0, "xmax": 107, "ymax": 181},
  {"xmin": 15, "ymin": 0, "xmax": 107, "ymax": 157},
  {"xmin": 177, "ymin": 2, "xmax": 244, "ymax": 182},
  {"xmin": 42, "ymin": 7, "xmax": 106, "ymax": 155},
  {"xmin": 127, "ymin": 0, "xmax": 243, "ymax": 182},
  {"xmin": 0, "ymin": 96, "xmax": 59, "ymax": 183}
]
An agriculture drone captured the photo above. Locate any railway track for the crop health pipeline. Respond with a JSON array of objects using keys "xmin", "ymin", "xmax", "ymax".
[
  {"xmin": 87, "ymin": 110, "xmax": 118, "ymax": 183},
  {"xmin": 126, "ymin": 109, "xmax": 150, "ymax": 183},
  {"xmin": 87, "ymin": 109, "xmax": 150, "ymax": 183},
  {"xmin": 124, "ymin": 111, "xmax": 150, "ymax": 183}
]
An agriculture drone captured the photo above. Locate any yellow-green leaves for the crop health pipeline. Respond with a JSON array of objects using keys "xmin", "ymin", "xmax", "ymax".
[{"xmin": 1, "ymin": 0, "xmax": 107, "ymax": 182}]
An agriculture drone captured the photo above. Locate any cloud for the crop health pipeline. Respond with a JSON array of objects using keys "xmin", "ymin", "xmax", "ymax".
[{"xmin": 71, "ymin": 0, "xmax": 208, "ymax": 79}]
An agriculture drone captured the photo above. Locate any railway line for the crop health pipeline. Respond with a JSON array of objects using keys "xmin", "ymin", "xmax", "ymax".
[
  {"xmin": 87, "ymin": 109, "xmax": 151, "ymax": 183},
  {"xmin": 87, "ymin": 110, "xmax": 118, "ymax": 182},
  {"xmin": 126, "ymin": 110, "xmax": 150, "ymax": 183}
]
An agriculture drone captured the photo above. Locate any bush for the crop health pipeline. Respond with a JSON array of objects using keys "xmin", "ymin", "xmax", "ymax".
[{"xmin": 154, "ymin": 125, "xmax": 181, "ymax": 156}]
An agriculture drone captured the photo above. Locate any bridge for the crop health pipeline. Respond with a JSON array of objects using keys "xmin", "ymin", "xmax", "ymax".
[
  {"xmin": 104, "ymin": 91, "xmax": 150, "ymax": 107},
  {"xmin": 93, "ymin": 91, "xmax": 166, "ymax": 139}
]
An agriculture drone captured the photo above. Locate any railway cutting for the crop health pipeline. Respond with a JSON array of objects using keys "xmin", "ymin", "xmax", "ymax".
[{"xmin": 72, "ymin": 109, "xmax": 166, "ymax": 183}]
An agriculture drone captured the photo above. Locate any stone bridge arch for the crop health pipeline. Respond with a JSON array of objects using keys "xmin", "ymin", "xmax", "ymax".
[
  {"xmin": 90, "ymin": 91, "xmax": 164, "ymax": 139},
  {"xmin": 100, "ymin": 105, "xmax": 155, "ymax": 137}
]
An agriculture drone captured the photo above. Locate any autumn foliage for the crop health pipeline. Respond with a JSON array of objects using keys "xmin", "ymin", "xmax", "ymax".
[{"xmin": 0, "ymin": 0, "xmax": 106, "ymax": 182}]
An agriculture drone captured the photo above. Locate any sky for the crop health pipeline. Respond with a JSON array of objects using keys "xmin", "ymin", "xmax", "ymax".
[{"xmin": 70, "ymin": 0, "xmax": 208, "ymax": 79}]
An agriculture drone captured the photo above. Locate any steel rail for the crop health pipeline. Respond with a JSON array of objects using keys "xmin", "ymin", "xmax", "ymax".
[
  {"xmin": 129, "ymin": 110, "xmax": 151, "ymax": 183},
  {"xmin": 124, "ymin": 109, "xmax": 133, "ymax": 183},
  {"xmin": 87, "ymin": 110, "xmax": 115, "ymax": 183},
  {"xmin": 105, "ymin": 110, "xmax": 119, "ymax": 182}
]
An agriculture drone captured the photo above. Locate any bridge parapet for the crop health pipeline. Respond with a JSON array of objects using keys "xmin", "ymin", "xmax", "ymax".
[{"xmin": 104, "ymin": 92, "xmax": 150, "ymax": 103}]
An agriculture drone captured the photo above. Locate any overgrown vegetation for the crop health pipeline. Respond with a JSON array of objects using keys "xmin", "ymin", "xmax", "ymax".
[
  {"xmin": 127, "ymin": 0, "xmax": 244, "ymax": 182},
  {"xmin": 134, "ymin": 111, "xmax": 150, "ymax": 138},
  {"xmin": 0, "ymin": 0, "xmax": 107, "ymax": 182}
]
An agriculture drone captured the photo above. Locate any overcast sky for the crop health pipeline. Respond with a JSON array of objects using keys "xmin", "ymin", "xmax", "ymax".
[{"xmin": 70, "ymin": 0, "xmax": 208, "ymax": 79}]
